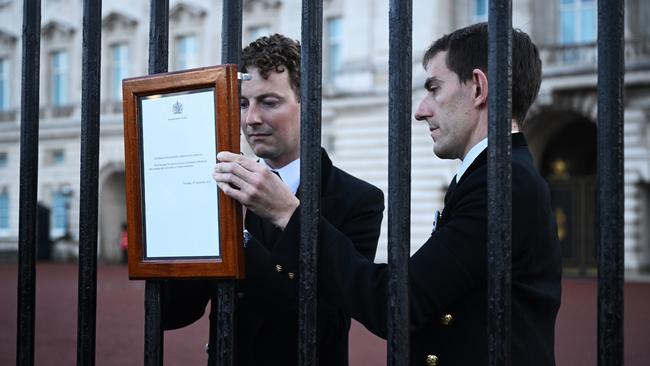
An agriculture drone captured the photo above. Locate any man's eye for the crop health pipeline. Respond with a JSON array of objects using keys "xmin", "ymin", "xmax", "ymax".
[
  {"xmin": 262, "ymin": 100, "xmax": 279, "ymax": 108},
  {"xmin": 240, "ymin": 99, "xmax": 249, "ymax": 108}
]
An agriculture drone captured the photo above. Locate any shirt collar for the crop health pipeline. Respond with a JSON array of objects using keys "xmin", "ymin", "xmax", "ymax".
[
  {"xmin": 456, "ymin": 137, "xmax": 488, "ymax": 181},
  {"xmin": 455, "ymin": 129, "xmax": 521, "ymax": 181},
  {"xmin": 261, "ymin": 158, "xmax": 301, "ymax": 194}
]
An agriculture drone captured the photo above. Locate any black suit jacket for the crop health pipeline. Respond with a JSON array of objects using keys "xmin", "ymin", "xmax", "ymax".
[
  {"xmin": 273, "ymin": 133, "xmax": 562, "ymax": 366},
  {"xmin": 161, "ymin": 149, "xmax": 384, "ymax": 366}
]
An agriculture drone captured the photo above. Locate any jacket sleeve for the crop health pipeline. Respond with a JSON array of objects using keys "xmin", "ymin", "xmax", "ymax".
[
  {"xmin": 160, "ymin": 178, "xmax": 385, "ymax": 329},
  {"xmin": 282, "ymin": 173, "xmax": 489, "ymax": 339},
  {"xmin": 255, "ymin": 183, "xmax": 385, "ymax": 310},
  {"xmin": 160, "ymin": 279, "xmax": 213, "ymax": 330}
]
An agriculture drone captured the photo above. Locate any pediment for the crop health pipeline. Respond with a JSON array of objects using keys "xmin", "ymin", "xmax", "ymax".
[
  {"xmin": 102, "ymin": 11, "xmax": 138, "ymax": 32},
  {"xmin": 41, "ymin": 19, "xmax": 75, "ymax": 40},
  {"xmin": 170, "ymin": 2, "xmax": 207, "ymax": 22}
]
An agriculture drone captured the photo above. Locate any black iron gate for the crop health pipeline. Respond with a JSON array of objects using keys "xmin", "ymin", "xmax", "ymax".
[{"xmin": 15, "ymin": 0, "xmax": 624, "ymax": 365}]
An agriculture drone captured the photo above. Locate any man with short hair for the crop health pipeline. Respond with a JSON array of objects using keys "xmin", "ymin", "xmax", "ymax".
[
  {"xmin": 241, "ymin": 23, "xmax": 562, "ymax": 365},
  {"xmin": 162, "ymin": 34, "xmax": 384, "ymax": 366}
]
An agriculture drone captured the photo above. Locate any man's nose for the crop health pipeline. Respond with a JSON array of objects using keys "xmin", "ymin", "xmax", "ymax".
[
  {"xmin": 414, "ymin": 97, "xmax": 430, "ymax": 121},
  {"xmin": 244, "ymin": 103, "xmax": 262, "ymax": 126}
]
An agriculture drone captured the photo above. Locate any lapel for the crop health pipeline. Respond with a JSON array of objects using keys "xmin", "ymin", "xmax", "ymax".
[
  {"xmin": 296, "ymin": 147, "xmax": 335, "ymax": 213},
  {"xmin": 245, "ymin": 211, "xmax": 265, "ymax": 240},
  {"xmin": 445, "ymin": 133, "xmax": 528, "ymax": 204}
]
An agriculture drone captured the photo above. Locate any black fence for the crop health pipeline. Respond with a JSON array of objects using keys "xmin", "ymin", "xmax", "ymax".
[{"xmin": 15, "ymin": 0, "xmax": 624, "ymax": 365}]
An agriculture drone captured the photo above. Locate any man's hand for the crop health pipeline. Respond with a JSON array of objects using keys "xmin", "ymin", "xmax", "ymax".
[{"xmin": 213, "ymin": 151, "xmax": 299, "ymax": 230}]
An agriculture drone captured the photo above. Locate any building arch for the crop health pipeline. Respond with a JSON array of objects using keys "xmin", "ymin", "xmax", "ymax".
[
  {"xmin": 525, "ymin": 107, "xmax": 597, "ymax": 275},
  {"xmin": 98, "ymin": 162, "xmax": 126, "ymax": 262}
]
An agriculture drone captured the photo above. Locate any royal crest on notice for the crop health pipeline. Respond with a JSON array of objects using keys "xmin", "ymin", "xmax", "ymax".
[{"xmin": 172, "ymin": 101, "xmax": 183, "ymax": 114}]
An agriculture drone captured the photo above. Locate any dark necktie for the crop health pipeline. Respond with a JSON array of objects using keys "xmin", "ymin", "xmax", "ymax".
[{"xmin": 444, "ymin": 175, "xmax": 458, "ymax": 206}]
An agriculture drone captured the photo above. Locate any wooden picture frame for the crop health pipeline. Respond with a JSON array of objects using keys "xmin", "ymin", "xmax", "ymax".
[{"xmin": 122, "ymin": 65, "xmax": 244, "ymax": 279}]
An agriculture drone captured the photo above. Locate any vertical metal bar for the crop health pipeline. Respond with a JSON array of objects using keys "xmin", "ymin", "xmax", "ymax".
[
  {"xmin": 213, "ymin": 284, "xmax": 235, "ymax": 366},
  {"xmin": 212, "ymin": 1, "xmax": 241, "ymax": 366},
  {"xmin": 597, "ymin": 1, "xmax": 624, "ymax": 365},
  {"xmin": 76, "ymin": 0, "xmax": 102, "ymax": 365},
  {"xmin": 144, "ymin": 283, "xmax": 164, "ymax": 365},
  {"xmin": 487, "ymin": 1, "xmax": 513, "ymax": 366},
  {"xmin": 16, "ymin": 0, "xmax": 40, "ymax": 365},
  {"xmin": 145, "ymin": 1, "xmax": 168, "ymax": 365},
  {"xmin": 221, "ymin": 0, "xmax": 242, "ymax": 65},
  {"xmin": 387, "ymin": 0, "xmax": 412, "ymax": 365},
  {"xmin": 299, "ymin": 0, "xmax": 322, "ymax": 364}
]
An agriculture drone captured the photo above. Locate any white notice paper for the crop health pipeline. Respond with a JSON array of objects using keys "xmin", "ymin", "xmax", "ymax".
[{"xmin": 140, "ymin": 89, "xmax": 220, "ymax": 258}]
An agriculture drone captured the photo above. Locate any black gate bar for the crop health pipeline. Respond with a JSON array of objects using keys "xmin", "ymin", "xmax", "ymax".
[
  {"xmin": 76, "ymin": 0, "xmax": 102, "ymax": 365},
  {"xmin": 298, "ymin": 0, "xmax": 323, "ymax": 364},
  {"xmin": 487, "ymin": 1, "xmax": 513, "ymax": 365},
  {"xmin": 144, "ymin": 1, "xmax": 169, "ymax": 365},
  {"xmin": 387, "ymin": 0, "xmax": 412, "ymax": 365},
  {"xmin": 16, "ymin": 0, "xmax": 41, "ymax": 365},
  {"xmin": 211, "ymin": 1, "xmax": 242, "ymax": 365},
  {"xmin": 597, "ymin": 1, "xmax": 624, "ymax": 365}
]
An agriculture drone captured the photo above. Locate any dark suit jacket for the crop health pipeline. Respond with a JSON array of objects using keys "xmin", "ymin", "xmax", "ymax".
[
  {"xmin": 273, "ymin": 133, "xmax": 562, "ymax": 366},
  {"xmin": 161, "ymin": 149, "xmax": 384, "ymax": 366}
]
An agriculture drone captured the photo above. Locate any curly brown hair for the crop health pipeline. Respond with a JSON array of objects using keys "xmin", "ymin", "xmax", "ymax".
[{"xmin": 240, "ymin": 33, "xmax": 301, "ymax": 101}]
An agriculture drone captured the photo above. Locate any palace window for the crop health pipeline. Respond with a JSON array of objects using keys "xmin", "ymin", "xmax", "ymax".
[
  {"xmin": 559, "ymin": 0, "xmax": 596, "ymax": 44},
  {"xmin": 0, "ymin": 189, "xmax": 8, "ymax": 233},
  {"xmin": 247, "ymin": 25, "xmax": 270, "ymax": 43},
  {"xmin": 175, "ymin": 35, "xmax": 198, "ymax": 70},
  {"xmin": 51, "ymin": 189, "xmax": 71, "ymax": 237},
  {"xmin": 474, "ymin": 0, "xmax": 488, "ymax": 23},
  {"xmin": 0, "ymin": 58, "xmax": 9, "ymax": 111},
  {"xmin": 50, "ymin": 50, "xmax": 69, "ymax": 106},
  {"xmin": 325, "ymin": 17, "xmax": 342, "ymax": 82},
  {"xmin": 110, "ymin": 43, "xmax": 129, "ymax": 100}
]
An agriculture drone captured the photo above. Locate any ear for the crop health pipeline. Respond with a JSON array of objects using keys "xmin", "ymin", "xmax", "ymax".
[{"xmin": 471, "ymin": 68, "xmax": 488, "ymax": 108}]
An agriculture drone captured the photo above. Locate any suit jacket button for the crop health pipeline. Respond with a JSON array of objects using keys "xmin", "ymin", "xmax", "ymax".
[
  {"xmin": 275, "ymin": 264, "xmax": 283, "ymax": 273},
  {"xmin": 288, "ymin": 272, "xmax": 295, "ymax": 279},
  {"xmin": 426, "ymin": 354, "xmax": 439, "ymax": 366},
  {"xmin": 440, "ymin": 313, "xmax": 453, "ymax": 325}
]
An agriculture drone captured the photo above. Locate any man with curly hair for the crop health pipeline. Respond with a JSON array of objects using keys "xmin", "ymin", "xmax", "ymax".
[{"xmin": 161, "ymin": 34, "xmax": 384, "ymax": 366}]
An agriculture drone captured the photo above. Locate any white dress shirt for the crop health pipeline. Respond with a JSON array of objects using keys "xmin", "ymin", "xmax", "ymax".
[{"xmin": 261, "ymin": 158, "xmax": 301, "ymax": 194}]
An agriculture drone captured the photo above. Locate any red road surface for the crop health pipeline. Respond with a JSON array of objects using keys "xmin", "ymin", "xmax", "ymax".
[{"xmin": 1, "ymin": 263, "xmax": 649, "ymax": 365}]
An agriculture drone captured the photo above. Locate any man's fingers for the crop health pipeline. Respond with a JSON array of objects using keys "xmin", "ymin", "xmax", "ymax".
[
  {"xmin": 217, "ymin": 182, "xmax": 247, "ymax": 203},
  {"xmin": 213, "ymin": 171, "xmax": 248, "ymax": 192},
  {"xmin": 216, "ymin": 151, "xmax": 240, "ymax": 162},
  {"xmin": 217, "ymin": 151, "xmax": 263, "ymax": 173},
  {"xmin": 215, "ymin": 161, "xmax": 256, "ymax": 182}
]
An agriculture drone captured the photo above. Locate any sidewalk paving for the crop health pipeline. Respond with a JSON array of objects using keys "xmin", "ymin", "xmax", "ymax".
[{"xmin": 1, "ymin": 263, "xmax": 648, "ymax": 365}]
